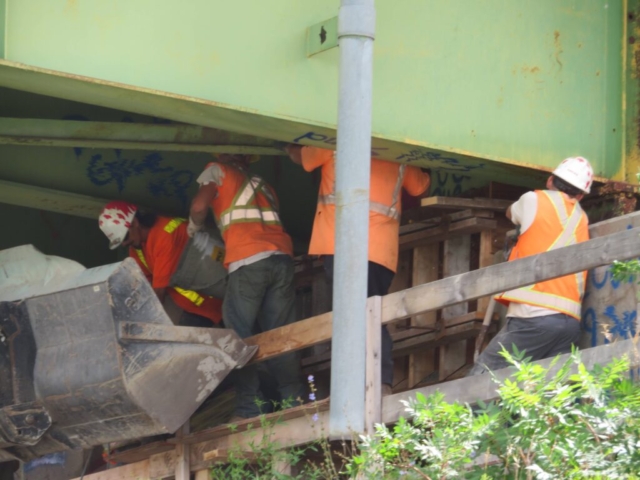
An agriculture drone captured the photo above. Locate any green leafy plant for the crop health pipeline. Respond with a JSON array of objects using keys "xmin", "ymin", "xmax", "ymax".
[{"xmin": 349, "ymin": 349, "xmax": 640, "ymax": 479}]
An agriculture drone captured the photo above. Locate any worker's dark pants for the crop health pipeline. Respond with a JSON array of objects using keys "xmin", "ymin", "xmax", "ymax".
[
  {"xmin": 223, "ymin": 254, "xmax": 305, "ymax": 418},
  {"xmin": 468, "ymin": 313, "xmax": 582, "ymax": 376},
  {"xmin": 323, "ymin": 255, "xmax": 395, "ymax": 386}
]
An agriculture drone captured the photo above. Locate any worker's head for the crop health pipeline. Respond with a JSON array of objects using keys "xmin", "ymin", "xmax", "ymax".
[
  {"xmin": 547, "ymin": 156, "xmax": 594, "ymax": 199},
  {"xmin": 99, "ymin": 201, "xmax": 157, "ymax": 250},
  {"xmin": 216, "ymin": 153, "xmax": 257, "ymax": 170}
]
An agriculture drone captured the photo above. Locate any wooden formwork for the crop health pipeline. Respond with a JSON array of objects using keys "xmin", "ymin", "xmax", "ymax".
[
  {"xmin": 297, "ymin": 196, "xmax": 514, "ymax": 394},
  {"xmin": 72, "ymin": 216, "xmax": 640, "ymax": 480}
]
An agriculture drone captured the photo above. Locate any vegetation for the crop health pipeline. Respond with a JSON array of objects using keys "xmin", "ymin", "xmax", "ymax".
[{"xmin": 208, "ymin": 349, "xmax": 640, "ymax": 479}]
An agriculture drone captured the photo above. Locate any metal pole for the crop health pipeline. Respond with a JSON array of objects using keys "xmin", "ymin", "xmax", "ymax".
[{"xmin": 330, "ymin": 0, "xmax": 376, "ymax": 438}]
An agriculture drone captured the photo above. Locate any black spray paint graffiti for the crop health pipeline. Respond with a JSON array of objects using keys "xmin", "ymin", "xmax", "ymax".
[{"xmin": 66, "ymin": 114, "xmax": 194, "ymax": 208}]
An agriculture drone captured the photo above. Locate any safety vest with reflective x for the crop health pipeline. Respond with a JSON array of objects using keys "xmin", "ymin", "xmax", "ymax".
[
  {"xmin": 319, "ymin": 161, "xmax": 407, "ymax": 221},
  {"xmin": 218, "ymin": 175, "xmax": 281, "ymax": 232},
  {"xmin": 496, "ymin": 190, "xmax": 589, "ymax": 319},
  {"xmin": 134, "ymin": 218, "xmax": 208, "ymax": 307}
]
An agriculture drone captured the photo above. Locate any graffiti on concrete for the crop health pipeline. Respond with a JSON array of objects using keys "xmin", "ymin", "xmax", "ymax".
[
  {"xmin": 292, "ymin": 131, "xmax": 389, "ymax": 157},
  {"xmin": 394, "ymin": 149, "xmax": 484, "ymax": 173},
  {"xmin": 430, "ymin": 171, "xmax": 470, "ymax": 197},
  {"xmin": 85, "ymin": 152, "xmax": 194, "ymax": 207},
  {"xmin": 581, "ymin": 262, "xmax": 638, "ymax": 347},
  {"xmin": 66, "ymin": 115, "xmax": 194, "ymax": 208}
]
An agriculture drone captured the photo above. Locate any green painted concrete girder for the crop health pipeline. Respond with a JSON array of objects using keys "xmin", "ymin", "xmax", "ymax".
[
  {"xmin": 0, "ymin": 117, "xmax": 284, "ymax": 154},
  {"xmin": 0, "ymin": 179, "xmax": 109, "ymax": 219},
  {"xmin": 0, "ymin": 0, "xmax": 625, "ymax": 181}
]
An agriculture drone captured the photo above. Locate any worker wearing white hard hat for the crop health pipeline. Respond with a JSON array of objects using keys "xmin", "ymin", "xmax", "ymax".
[
  {"xmin": 469, "ymin": 156, "xmax": 593, "ymax": 375},
  {"xmin": 99, "ymin": 201, "xmax": 227, "ymax": 327}
]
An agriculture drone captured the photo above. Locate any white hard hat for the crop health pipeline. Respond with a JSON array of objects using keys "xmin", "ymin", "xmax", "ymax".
[
  {"xmin": 552, "ymin": 156, "xmax": 594, "ymax": 194},
  {"xmin": 98, "ymin": 201, "xmax": 137, "ymax": 249}
]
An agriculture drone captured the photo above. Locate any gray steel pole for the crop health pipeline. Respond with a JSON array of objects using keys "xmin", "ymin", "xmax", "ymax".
[{"xmin": 330, "ymin": 0, "xmax": 376, "ymax": 438}]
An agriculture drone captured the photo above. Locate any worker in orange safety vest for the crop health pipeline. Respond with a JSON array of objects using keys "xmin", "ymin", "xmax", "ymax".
[
  {"xmin": 188, "ymin": 154, "xmax": 305, "ymax": 421},
  {"xmin": 99, "ymin": 201, "xmax": 225, "ymax": 328},
  {"xmin": 284, "ymin": 145, "xmax": 431, "ymax": 397},
  {"xmin": 468, "ymin": 156, "xmax": 593, "ymax": 375}
]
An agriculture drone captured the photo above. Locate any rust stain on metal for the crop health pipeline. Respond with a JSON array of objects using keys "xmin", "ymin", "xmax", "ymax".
[{"xmin": 553, "ymin": 30, "xmax": 563, "ymax": 70}]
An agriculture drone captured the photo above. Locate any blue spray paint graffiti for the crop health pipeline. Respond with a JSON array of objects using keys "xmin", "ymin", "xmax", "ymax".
[
  {"xmin": 430, "ymin": 171, "xmax": 470, "ymax": 197},
  {"xmin": 602, "ymin": 305, "xmax": 637, "ymax": 341},
  {"xmin": 86, "ymin": 152, "xmax": 194, "ymax": 208},
  {"xmin": 581, "ymin": 307, "xmax": 598, "ymax": 348},
  {"xmin": 24, "ymin": 452, "xmax": 67, "ymax": 473},
  {"xmin": 394, "ymin": 149, "xmax": 484, "ymax": 173},
  {"xmin": 66, "ymin": 115, "xmax": 195, "ymax": 208},
  {"xmin": 292, "ymin": 131, "xmax": 389, "ymax": 157}
]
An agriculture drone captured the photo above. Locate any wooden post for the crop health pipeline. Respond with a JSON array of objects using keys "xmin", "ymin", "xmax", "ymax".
[
  {"xmin": 365, "ymin": 296, "xmax": 382, "ymax": 434},
  {"xmin": 439, "ymin": 236, "xmax": 470, "ymax": 380},
  {"xmin": 408, "ymin": 245, "xmax": 439, "ymax": 388},
  {"xmin": 174, "ymin": 422, "xmax": 190, "ymax": 480},
  {"xmin": 195, "ymin": 470, "xmax": 210, "ymax": 480}
]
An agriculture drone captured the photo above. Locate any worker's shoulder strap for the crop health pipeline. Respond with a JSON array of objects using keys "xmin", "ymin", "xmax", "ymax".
[
  {"xmin": 542, "ymin": 191, "xmax": 584, "ymax": 251},
  {"xmin": 163, "ymin": 218, "xmax": 186, "ymax": 234}
]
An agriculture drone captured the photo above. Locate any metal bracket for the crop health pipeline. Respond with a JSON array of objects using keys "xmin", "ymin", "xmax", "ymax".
[{"xmin": 0, "ymin": 403, "xmax": 51, "ymax": 448}]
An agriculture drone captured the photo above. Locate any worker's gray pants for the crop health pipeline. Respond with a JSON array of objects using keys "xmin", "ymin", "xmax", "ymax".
[
  {"xmin": 223, "ymin": 254, "xmax": 305, "ymax": 418},
  {"xmin": 468, "ymin": 313, "xmax": 582, "ymax": 376}
]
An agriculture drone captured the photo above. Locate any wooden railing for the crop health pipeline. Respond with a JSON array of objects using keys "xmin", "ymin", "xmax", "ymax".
[{"xmin": 77, "ymin": 214, "xmax": 640, "ymax": 480}]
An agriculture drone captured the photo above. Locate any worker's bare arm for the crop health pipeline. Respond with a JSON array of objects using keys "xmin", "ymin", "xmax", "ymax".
[
  {"xmin": 189, "ymin": 183, "xmax": 218, "ymax": 231},
  {"xmin": 284, "ymin": 144, "xmax": 303, "ymax": 165}
]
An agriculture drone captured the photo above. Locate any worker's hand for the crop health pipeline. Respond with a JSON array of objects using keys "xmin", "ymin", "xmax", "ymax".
[
  {"xmin": 284, "ymin": 144, "xmax": 303, "ymax": 165},
  {"xmin": 187, "ymin": 217, "xmax": 204, "ymax": 238}
]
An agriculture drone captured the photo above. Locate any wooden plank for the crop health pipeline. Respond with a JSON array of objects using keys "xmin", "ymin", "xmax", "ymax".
[
  {"xmin": 70, "ymin": 460, "xmax": 150, "ymax": 480},
  {"xmin": 439, "ymin": 235, "xmax": 471, "ymax": 381},
  {"xmin": 149, "ymin": 451, "xmax": 176, "ymax": 480},
  {"xmin": 477, "ymin": 230, "xmax": 495, "ymax": 312},
  {"xmin": 420, "ymin": 196, "xmax": 512, "ymax": 211},
  {"xmin": 384, "ymin": 227, "xmax": 640, "ymax": 325},
  {"xmin": 203, "ymin": 448, "xmax": 258, "ymax": 462},
  {"xmin": 393, "ymin": 323, "xmax": 483, "ymax": 358},
  {"xmin": 383, "ymin": 338, "xmax": 640, "ymax": 425},
  {"xmin": 175, "ymin": 398, "xmax": 330, "ymax": 446},
  {"xmin": 408, "ymin": 245, "xmax": 439, "ymax": 388},
  {"xmin": 195, "ymin": 470, "xmax": 210, "ymax": 480},
  {"xmin": 365, "ymin": 296, "xmax": 382, "ymax": 434},
  {"xmin": 175, "ymin": 423, "xmax": 190, "ymax": 480},
  {"xmin": 108, "ymin": 441, "xmax": 175, "ymax": 465},
  {"xmin": 588, "ymin": 210, "xmax": 640, "ymax": 236},
  {"xmin": 244, "ymin": 226, "xmax": 640, "ymax": 369},
  {"xmin": 86, "ymin": 338, "xmax": 639, "ymax": 480},
  {"xmin": 399, "ymin": 209, "xmax": 494, "ymax": 235},
  {"xmin": 245, "ymin": 311, "xmax": 332, "ymax": 364},
  {"xmin": 400, "ymin": 217, "xmax": 497, "ymax": 250}
]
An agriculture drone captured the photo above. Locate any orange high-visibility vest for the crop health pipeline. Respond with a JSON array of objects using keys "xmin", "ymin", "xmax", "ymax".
[
  {"xmin": 206, "ymin": 163, "xmax": 292, "ymax": 268},
  {"xmin": 300, "ymin": 147, "xmax": 430, "ymax": 273},
  {"xmin": 131, "ymin": 217, "xmax": 222, "ymax": 324},
  {"xmin": 496, "ymin": 190, "xmax": 589, "ymax": 319}
]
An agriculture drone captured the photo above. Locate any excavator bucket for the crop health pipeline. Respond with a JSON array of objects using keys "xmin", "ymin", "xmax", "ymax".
[{"xmin": 0, "ymin": 246, "xmax": 257, "ymax": 463}]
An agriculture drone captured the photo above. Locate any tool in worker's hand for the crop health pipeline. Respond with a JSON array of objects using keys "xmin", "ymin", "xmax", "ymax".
[{"xmin": 474, "ymin": 297, "xmax": 497, "ymax": 361}]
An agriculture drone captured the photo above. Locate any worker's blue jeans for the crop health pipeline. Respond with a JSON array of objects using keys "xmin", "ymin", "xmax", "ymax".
[{"xmin": 223, "ymin": 254, "xmax": 305, "ymax": 418}]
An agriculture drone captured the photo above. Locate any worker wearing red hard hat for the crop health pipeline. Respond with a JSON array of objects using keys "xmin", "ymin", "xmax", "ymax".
[
  {"xmin": 99, "ymin": 201, "xmax": 225, "ymax": 327},
  {"xmin": 469, "ymin": 156, "xmax": 593, "ymax": 375}
]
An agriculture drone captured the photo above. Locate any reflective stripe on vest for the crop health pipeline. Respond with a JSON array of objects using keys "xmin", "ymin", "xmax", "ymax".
[
  {"xmin": 218, "ymin": 176, "xmax": 281, "ymax": 231},
  {"xmin": 164, "ymin": 218, "xmax": 185, "ymax": 234},
  {"xmin": 317, "ymin": 163, "xmax": 406, "ymax": 221},
  {"xmin": 134, "ymin": 220, "xmax": 208, "ymax": 308},
  {"xmin": 498, "ymin": 191, "xmax": 585, "ymax": 318}
]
